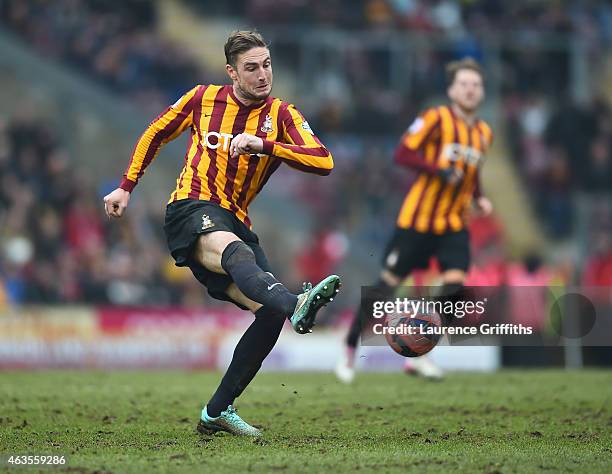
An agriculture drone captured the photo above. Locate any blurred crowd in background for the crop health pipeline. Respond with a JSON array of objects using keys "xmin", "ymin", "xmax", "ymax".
[
  {"xmin": 0, "ymin": 0, "xmax": 611, "ymax": 307},
  {"xmin": 0, "ymin": 0, "xmax": 203, "ymax": 107},
  {"xmin": 188, "ymin": 0, "xmax": 612, "ymax": 37},
  {"xmin": 0, "ymin": 111, "xmax": 176, "ymax": 306}
]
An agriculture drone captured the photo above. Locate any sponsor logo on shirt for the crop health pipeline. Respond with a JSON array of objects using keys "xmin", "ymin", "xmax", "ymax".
[
  {"xmin": 443, "ymin": 143, "xmax": 484, "ymax": 166},
  {"xmin": 201, "ymin": 131, "xmax": 234, "ymax": 151}
]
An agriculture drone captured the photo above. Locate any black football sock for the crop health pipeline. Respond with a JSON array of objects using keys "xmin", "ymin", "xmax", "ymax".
[
  {"xmin": 221, "ymin": 241, "xmax": 297, "ymax": 317},
  {"xmin": 346, "ymin": 278, "xmax": 395, "ymax": 348},
  {"xmin": 206, "ymin": 306, "xmax": 285, "ymax": 417},
  {"xmin": 231, "ymin": 307, "xmax": 285, "ymax": 399}
]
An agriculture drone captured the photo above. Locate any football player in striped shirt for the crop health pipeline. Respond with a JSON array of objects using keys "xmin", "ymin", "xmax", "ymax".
[
  {"xmin": 103, "ymin": 31, "xmax": 341, "ymax": 436},
  {"xmin": 336, "ymin": 58, "xmax": 493, "ymax": 383}
]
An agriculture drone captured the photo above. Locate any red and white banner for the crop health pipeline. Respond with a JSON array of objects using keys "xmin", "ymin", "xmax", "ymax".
[{"xmin": 0, "ymin": 306, "xmax": 249, "ymax": 369}]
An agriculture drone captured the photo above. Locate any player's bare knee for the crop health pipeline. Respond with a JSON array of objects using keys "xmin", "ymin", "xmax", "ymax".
[
  {"xmin": 193, "ymin": 231, "xmax": 241, "ymax": 273},
  {"xmin": 198, "ymin": 231, "xmax": 241, "ymax": 253}
]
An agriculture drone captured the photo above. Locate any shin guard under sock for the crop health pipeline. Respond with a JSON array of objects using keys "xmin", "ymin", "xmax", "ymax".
[{"xmin": 221, "ymin": 241, "xmax": 297, "ymax": 316}]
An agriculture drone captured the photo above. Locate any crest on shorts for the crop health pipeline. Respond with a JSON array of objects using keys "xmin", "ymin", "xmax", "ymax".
[
  {"xmin": 201, "ymin": 214, "xmax": 215, "ymax": 230},
  {"xmin": 261, "ymin": 114, "xmax": 274, "ymax": 133},
  {"xmin": 386, "ymin": 249, "xmax": 399, "ymax": 269}
]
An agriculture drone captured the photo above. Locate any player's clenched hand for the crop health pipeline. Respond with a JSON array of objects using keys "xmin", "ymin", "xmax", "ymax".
[
  {"xmin": 103, "ymin": 188, "xmax": 130, "ymax": 218},
  {"xmin": 229, "ymin": 133, "xmax": 263, "ymax": 159},
  {"xmin": 474, "ymin": 196, "xmax": 493, "ymax": 217}
]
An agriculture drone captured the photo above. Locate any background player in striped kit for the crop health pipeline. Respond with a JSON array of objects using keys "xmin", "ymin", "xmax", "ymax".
[
  {"xmin": 336, "ymin": 58, "xmax": 493, "ymax": 383},
  {"xmin": 103, "ymin": 30, "xmax": 341, "ymax": 436}
]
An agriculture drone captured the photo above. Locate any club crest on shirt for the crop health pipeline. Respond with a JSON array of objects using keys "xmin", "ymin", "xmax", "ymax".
[
  {"xmin": 201, "ymin": 214, "xmax": 215, "ymax": 230},
  {"xmin": 301, "ymin": 121, "xmax": 314, "ymax": 135},
  {"xmin": 261, "ymin": 114, "xmax": 274, "ymax": 133}
]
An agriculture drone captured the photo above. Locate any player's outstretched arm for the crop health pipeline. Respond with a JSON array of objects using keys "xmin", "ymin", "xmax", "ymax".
[
  {"xmin": 394, "ymin": 107, "xmax": 463, "ymax": 184},
  {"xmin": 103, "ymin": 188, "xmax": 130, "ymax": 218},
  {"xmin": 395, "ymin": 141, "xmax": 464, "ymax": 184},
  {"xmin": 120, "ymin": 86, "xmax": 199, "ymax": 193},
  {"xmin": 394, "ymin": 145, "xmax": 439, "ymax": 174},
  {"xmin": 394, "ymin": 107, "xmax": 441, "ymax": 175},
  {"xmin": 261, "ymin": 104, "xmax": 333, "ymax": 175}
]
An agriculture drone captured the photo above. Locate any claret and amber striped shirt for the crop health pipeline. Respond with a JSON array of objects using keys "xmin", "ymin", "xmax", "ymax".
[
  {"xmin": 394, "ymin": 105, "xmax": 493, "ymax": 234},
  {"xmin": 120, "ymin": 84, "xmax": 333, "ymax": 228}
]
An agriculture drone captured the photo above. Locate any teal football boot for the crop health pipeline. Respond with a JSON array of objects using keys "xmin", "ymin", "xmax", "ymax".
[
  {"xmin": 290, "ymin": 274, "xmax": 341, "ymax": 334},
  {"xmin": 197, "ymin": 405, "xmax": 262, "ymax": 437}
]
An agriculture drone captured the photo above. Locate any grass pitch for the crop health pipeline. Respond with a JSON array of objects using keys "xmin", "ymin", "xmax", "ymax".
[{"xmin": 0, "ymin": 370, "xmax": 610, "ymax": 473}]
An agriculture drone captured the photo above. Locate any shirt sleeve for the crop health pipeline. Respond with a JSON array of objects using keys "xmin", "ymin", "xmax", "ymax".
[
  {"xmin": 120, "ymin": 85, "xmax": 200, "ymax": 192},
  {"xmin": 394, "ymin": 108, "xmax": 441, "ymax": 175},
  {"xmin": 260, "ymin": 103, "xmax": 333, "ymax": 176}
]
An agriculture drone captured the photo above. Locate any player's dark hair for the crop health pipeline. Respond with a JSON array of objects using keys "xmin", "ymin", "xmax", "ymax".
[
  {"xmin": 224, "ymin": 30, "xmax": 268, "ymax": 67},
  {"xmin": 446, "ymin": 57, "xmax": 484, "ymax": 86}
]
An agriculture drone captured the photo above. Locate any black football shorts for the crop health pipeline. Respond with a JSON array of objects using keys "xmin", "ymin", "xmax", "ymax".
[
  {"xmin": 382, "ymin": 227, "xmax": 470, "ymax": 277},
  {"xmin": 164, "ymin": 199, "xmax": 272, "ymax": 308}
]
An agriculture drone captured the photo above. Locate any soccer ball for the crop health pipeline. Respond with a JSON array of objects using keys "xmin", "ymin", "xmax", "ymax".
[{"xmin": 384, "ymin": 310, "xmax": 442, "ymax": 357}]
